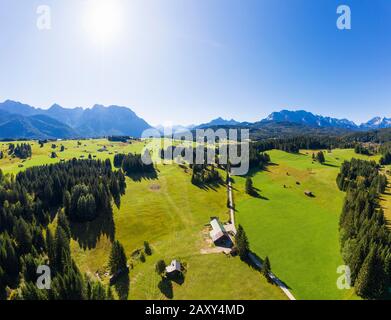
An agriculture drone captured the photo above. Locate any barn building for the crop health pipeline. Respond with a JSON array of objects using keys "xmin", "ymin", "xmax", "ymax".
[{"xmin": 209, "ymin": 218, "xmax": 231, "ymax": 246}]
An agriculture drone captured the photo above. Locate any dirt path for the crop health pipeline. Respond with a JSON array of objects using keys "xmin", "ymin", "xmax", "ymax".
[
  {"xmin": 227, "ymin": 173, "xmax": 237, "ymax": 234},
  {"xmin": 248, "ymin": 253, "xmax": 296, "ymax": 301}
]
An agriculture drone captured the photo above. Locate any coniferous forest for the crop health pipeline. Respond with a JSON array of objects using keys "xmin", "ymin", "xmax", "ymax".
[
  {"xmin": 0, "ymin": 158, "xmax": 126, "ymax": 299},
  {"xmin": 337, "ymin": 159, "xmax": 391, "ymax": 299},
  {"xmin": 113, "ymin": 152, "xmax": 155, "ymax": 176}
]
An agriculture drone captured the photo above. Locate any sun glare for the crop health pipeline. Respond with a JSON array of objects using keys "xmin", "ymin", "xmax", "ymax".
[{"xmin": 84, "ymin": 0, "xmax": 123, "ymax": 45}]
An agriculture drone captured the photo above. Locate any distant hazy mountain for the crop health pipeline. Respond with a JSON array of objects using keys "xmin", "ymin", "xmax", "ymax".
[
  {"xmin": 195, "ymin": 117, "xmax": 241, "ymax": 129},
  {"xmin": 360, "ymin": 117, "xmax": 391, "ymax": 130},
  {"xmin": 45, "ymin": 104, "xmax": 84, "ymax": 127},
  {"xmin": 0, "ymin": 100, "xmax": 152, "ymax": 139},
  {"xmin": 75, "ymin": 104, "xmax": 151, "ymax": 137},
  {"xmin": 262, "ymin": 110, "xmax": 358, "ymax": 129},
  {"xmin": 0, "ymin": 100, "xmax": 40, "ymax": 117},
  {"xmin": 170, "ymin": 110, "xmax": 391, "ymax": 136},
  {"xmin": 1, "ymin": 99, "xmax": 391, "ymax": 139},
  {"xmin": 0, "ymin": 110, "xmax": 77, "ymax": 139}
]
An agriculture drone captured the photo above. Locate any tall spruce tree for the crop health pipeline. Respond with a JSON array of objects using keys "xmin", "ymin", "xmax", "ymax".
[
  {"xmin": 57, "ymin": 210, "xmax": 71, "ymax": 239},
  {"xmin": 108, "ymin": 240, "xmax": 128, "ymax": 275},
  {"xmin": 355, "ymin": 248, "xmax": 387, "ymax": 299},
  {"xmin": 316, "ymin": 151, "xmax": 325, "ymax": 164},
  {"xmin": 245, "ymin": 177, "xmax": 254, "ymax": 195},
  {"xmin": 235, "ymin": 225, "xmax": 250, "ymax": 260}
]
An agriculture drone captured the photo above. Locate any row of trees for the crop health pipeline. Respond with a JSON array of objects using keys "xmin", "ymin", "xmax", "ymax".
[
  {"xmin": 8, "ymin": 143, "xmax": 32, "ymax": 159},
  {"xmin": 190, "ymin": 164, "xmax": 222, "ymax": 186},
  {"xmin": 248, "ymin": 146, "xmax": 270, "ymax": 170},
  {"xmin": 114, "ymin": 152, "xmax": 155, "ymax": 176},
  {"xmin": 312, "ymin": 151, "xmax": 326, "ymax": 164},
  {"xmin": 108, "ymin": 136, "xmax": 130, "ymax": 142},
  {"xmin": 354, "ymin": 144, "xmax": 375, "ymax": 156},
  {"xmin": 337, "ymin": 159, "xmax": 391, "ymax": 299},
  {"xmin": 159, "ymin": 145, "xmax": 221, "ymax": 166},
  {"xmin": 159, "ymin": 144, "xmax": 270, "ymax": 175},
  {"xmin": 252, "ymin": 136, "xmax": 352, "ymax": 154}
]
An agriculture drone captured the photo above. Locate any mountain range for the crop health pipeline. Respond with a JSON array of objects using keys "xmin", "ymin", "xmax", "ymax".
[
  {"xmin": 0, "ymin": 100, "xmax": 151, "ymax": 139},
  {"xmin": 193, "ymin": 110, "xmax": 391, "ymax": 131},
  {"xmin": 0, "ymin": 100, "xmax": 390, "ymax": 139}
]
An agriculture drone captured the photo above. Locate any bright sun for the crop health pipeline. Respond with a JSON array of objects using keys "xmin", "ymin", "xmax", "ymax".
[{"xmin": 84, "ymin": 0, "xmax": 123, "ymax": 45}]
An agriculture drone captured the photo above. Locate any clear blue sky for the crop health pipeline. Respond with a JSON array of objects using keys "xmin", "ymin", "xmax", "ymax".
[{"xmin": 0, "ymin": 0, "xmax": 390, "ymax": 125}]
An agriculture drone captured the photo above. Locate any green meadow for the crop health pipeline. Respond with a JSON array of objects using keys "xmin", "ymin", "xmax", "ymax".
[
  {"xmin": 2, "ymin": 139, "xmax": 390, "ymax": 300},
  {"xmin": 0, "ymin": 139, "xmax": 285, "ymax": 300},
  {"xmin": 234, "ymin": 149, "xmax": 381, "ymax": 300},
  {"xmin": 0, "ymin": 139, "xmax": 143, "ymax": 175},
  {"xmin": 71, "ymin": 163, "xmax": 286, "ymax": 300}
]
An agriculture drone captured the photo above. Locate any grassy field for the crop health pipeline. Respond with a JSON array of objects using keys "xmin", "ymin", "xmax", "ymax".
[
  {"xmin": 0, "ymin": 139, "xmax": 144, "ymax": 175},
  {"xmin": 0, "ymin": 138, "xmax": 187, "ymax": 175},
  {"xmin": 234, "ymin": 149, "xmax": 382, "ymax": 300},
  {"xmin": 0, "ymin": 139, "xmax": 286, "ymax": 300},
  {"xmin": 71, "ymin": 163, "xmax": 286, "ymax": 300},
  {"xmin": 3, "ymin": 139, "xmax": 390, "ymax": 300}
]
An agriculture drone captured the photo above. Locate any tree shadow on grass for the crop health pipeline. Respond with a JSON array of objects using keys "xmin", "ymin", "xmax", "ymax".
[
  {"xmin": 168, "ymin": 272, "xmax": 185, "ymax": 286},
  {"xmin": 70, "ymin": 212, "xmax": 115, "ymax": 250},
  {"xmin": 127, "ymin": 170, "xmax": 158, "ymax": 182},
  {"xmin": 248, "ymin": 188, "xmax": 269, "ymax": 200},
  {"xmin": 114, "ymin": 272, "xmax": 130, "ymax": 300},
  {"xmin": 243, "ymin": 251, "xmax": 293, "ymax": 290},
  {"xmin": 193, "ymin": 179, "xmax": 226, "ymax": 192},
  {"xmin": 158, "ymin": 277, "xmax": 173, "ymax": 299},
  {"xmin": 322, "ymin": 162, "xmax": 339, "ymax": 168}
]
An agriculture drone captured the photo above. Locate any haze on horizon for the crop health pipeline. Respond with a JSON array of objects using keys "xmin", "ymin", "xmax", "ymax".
[{"xmin": 0, "ymin": 0, "xmax": 390, "ymax": 126}]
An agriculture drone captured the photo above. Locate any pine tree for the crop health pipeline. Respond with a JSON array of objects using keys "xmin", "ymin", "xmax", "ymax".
[
  {"xmin": 108, "ymin": 241, "xmax": 128, "ymax": 275},
  {"xmin": 46, "ymin": 228, "xmax": 56, "ymax": 267},
  {"xmin": 144, "ymin": 241, "xmax": 152, "ymax": 256},
  {"xmin": 14, "ymin": 218, "xmax": 33, "ymax": 255},
  {"xmin": 63, "ymin": 191, "xmax": 71, "ymax": 217},
  {"xmin": 51, "ymin": 261, "xmax": 86, "ymax": 300},
  {"xmin": 106, "ymin": 285, "xmax": 115, "ymax": 300},
  {"xmin": 21, "ymin": 253, "xmax": 40, "ymax": 283},
  {"xmin": 235, "ymin": 225, "xmax": 250, "ymax": 260},
  {"xmin": 262, "ymin": 256, "xmax": 272, "ymax": 282},
  {"xmin": 316, "ymin": 151, "xmax": 325, "ymax": 164},
  {"xmin": 155, "ymin": 260, "xmax": 166, "ymax": 275},
  {"xmin": 355, "ymin": 248, "xmax": 387, "ymax": 299},
  {"xmin": 245, "ymin": 177, "xmax": 254, "ymax": 195},
  {"xmin": 54, "ymin": 226, "xmax": 71, "ymax": 273},
  {"xmin": 57, "ymin": 210, "xmax": 71, "ymax": 239},
  {"xmin": 20, "ymin": 281, "xmax": 48, "ymax": 300}
]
